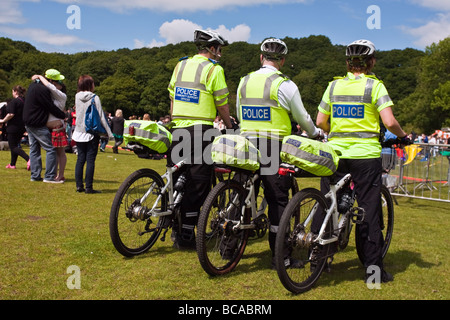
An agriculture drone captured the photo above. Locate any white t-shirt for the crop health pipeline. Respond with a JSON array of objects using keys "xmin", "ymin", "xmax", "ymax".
[{"xmin": 46, "ymin": 82, "xmax": 67, "ymax": 126}]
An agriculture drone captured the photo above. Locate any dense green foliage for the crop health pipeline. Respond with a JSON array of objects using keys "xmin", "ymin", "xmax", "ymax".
[{"xmin": 1, "ymin": 35, "xmax": 449, "ymax": 133}]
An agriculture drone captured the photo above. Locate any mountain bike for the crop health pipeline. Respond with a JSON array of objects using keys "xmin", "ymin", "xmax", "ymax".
[
  {"xmin": 196, "ymin": 165, "xmax": 299, "ymax": 276},
  {"xmin": 274, "ymin": 148, "xmax": 398, "ymax": 294},
  {"xmin": 109, "ymin": 142, "xmax": 226, "ymax": 257}
]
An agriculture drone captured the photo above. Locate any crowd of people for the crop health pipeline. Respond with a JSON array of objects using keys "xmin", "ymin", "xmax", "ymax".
[
  {"xmin": 0, "ymin": 69, "xmax": 176, "ymax": 193},
  {"xmin": 0, "ymin": 70, "xmax": 126, "ymax": 193}
]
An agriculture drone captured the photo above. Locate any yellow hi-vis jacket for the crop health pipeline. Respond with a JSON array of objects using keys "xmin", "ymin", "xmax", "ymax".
[
  {"xmin": 238, "ymin": 70, "xmax": 291, "ymax": 139},
  {"xmin": 168, "ymin": 55, "xmax": 229, "ymax": 128},
  {"xmin": 318, "ymin": 72, "xmax": 394, "ymax": 159}
]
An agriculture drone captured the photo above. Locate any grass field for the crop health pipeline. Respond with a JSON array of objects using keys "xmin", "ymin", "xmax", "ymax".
[{"xmin": 0, "ymin": 144, "xmax": 448, "ymax": 301}]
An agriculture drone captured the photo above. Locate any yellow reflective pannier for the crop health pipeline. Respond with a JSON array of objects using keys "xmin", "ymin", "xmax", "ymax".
[
  {"xmin": 123, "ymin": 120, "xmax": 172, "ymax": 154},
  {"xmin": 211, "ymin": 134, "xmax": 261, "ymax": 172},
  {"xmin": 280, "ymin": 135, "xmax": 339, "ymax": 176}
]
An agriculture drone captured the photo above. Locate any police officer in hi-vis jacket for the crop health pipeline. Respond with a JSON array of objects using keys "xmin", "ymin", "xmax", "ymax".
[
  {"xmin": 237, "ymin": 38, "xmax": 321, "ymax": 268},
  {"xmin": 316, "ymin": 39, "xmax": 410, "ymax": 283},
  {"xmin": 168, "ymin": 29, "xmax": 232, "ymax": 249}
]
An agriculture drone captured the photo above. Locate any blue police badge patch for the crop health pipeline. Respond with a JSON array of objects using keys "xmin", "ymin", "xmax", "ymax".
[
  {"xmin": 175, "ymin": 87, "xmax": 200, "ymax": 104},
  {"xmin": 242, "ymin": 106, "xmax": 271, "ymax": 121},
  {"xmin": 333, "ymin": 104, "xmax": 364, "ymax": 119}
]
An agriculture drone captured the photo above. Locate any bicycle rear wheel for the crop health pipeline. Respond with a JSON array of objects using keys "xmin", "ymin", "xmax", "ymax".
[
  {"xmin": 109, "ymin": 168, "xmax": 168, "ymax": 257},
  {"xmin": 275, "ymin": 188, "xmax": 331, "ymax": 294},
  {"xmin": 355, "ymin": 184, "xmax": 394, "ymax": 264},
  {"xmin": 197, "ymin": 180, "xmax": 250, "ymax": 276}
]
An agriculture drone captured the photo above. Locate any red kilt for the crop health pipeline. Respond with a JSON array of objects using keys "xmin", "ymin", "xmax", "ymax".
[{"xmin": 52, "ymin": 127, "xmax": 68, "ymax": 148}]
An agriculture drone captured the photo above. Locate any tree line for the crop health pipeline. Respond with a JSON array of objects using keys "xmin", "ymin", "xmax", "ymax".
[{"xmin": 0, "ymin": 35, "xmax": 449, "ymax": 134}]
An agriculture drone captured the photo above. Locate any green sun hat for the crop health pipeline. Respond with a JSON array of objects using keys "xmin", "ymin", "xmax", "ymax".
[{"xmin": 45, "ymin": 69, "xmax": 65, "ymax": 81}]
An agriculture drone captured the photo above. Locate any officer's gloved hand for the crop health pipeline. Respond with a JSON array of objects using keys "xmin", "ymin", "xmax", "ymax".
[
  {"xmin": 397, "ymin": 135, "xmax": 412, "ymax": 146},
  {"xmin": 230, "ymin": 117, "xmax": 240, "ymax": 130}
]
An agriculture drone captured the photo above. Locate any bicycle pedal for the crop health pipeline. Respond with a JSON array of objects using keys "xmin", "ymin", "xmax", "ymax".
[{"xmin": 350, "ymin": 207, "xmax": 366, "ymax": 224}]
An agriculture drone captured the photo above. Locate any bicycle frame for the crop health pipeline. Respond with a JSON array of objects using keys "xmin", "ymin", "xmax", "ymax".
[
  {"xmin": 244, "ymin": 173, "xmax": 261, "ymax": 216},
  {"xmin": 311, "ymin": 145, "xmax": 401, "ymax": 247},
  {"xmin": 221, "ymin": 172, "xmax": 266, "ymax": 232},
  {"xmin": 310, "ymin": 173, "xmax": 352, "ymax": 246},
  {"xmin": 142, "ymin": 159, "xmax": 187, "ymax": 218}
]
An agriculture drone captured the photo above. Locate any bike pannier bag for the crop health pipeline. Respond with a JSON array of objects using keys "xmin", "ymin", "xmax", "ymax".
[
  {"xmin": 280, "ymin": 135, "xmax": 339, "ymax": 176},
  {"xmin": 123, "ymin": 120, "xmax": 172, "ymax": 154},
  {"xmin": 211, "ymin": 134, "xmax": 261, "ymax": 172}
]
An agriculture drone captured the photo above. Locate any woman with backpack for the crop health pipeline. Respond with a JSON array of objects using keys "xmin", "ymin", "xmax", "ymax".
[{"xmin": 72, "ymin": 75, "xmax": 113, "ymax": 194}]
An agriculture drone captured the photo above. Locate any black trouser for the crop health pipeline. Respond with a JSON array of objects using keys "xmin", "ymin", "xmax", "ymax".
[
  {"xmin": 168, "ymin": 125, "xmax": 217, "ymax": 243},
  {"xmin": 250, "ymin": 138, "xmax": 292, "ymax": 256},
  {"xmin": 75, "ymin": 135, "xmax": 100, "ymax": 190},
  {"xmin": 7, "ymin": 130, "xmax": 29, "ymax": 166},
  {"xmin": 318, "ymin": 158, "xmax": 384, "ymax": 269},
  {"xmin": 112, "ymin": 137, "xmax": 123, "ymax": 153}
]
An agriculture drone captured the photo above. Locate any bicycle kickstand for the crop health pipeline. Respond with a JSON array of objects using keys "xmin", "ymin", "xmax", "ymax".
[
  {"xmin": 325, "ymin": 256, "xmax": 334, "ymax": 273},
  {"xmin": 160, "ymin": 227, "xmax": 169, "ymax": 242}
]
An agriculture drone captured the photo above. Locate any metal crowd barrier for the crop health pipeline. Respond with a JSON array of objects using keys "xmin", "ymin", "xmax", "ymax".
[{"xmin": 383, "ymin": 143, "xmax": 450, "ymax": 203}]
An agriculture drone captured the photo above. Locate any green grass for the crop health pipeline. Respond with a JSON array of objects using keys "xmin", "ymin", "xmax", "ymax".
[{"xmin": 0, "ymin": 144, "xmax": 448, "ymax": 300}]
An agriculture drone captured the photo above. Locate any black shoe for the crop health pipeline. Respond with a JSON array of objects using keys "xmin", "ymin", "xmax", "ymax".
[
  {"xmin": 76, "ymin": 187, "xmax": 85, "ymax": 193},
  {"xmin": 85, "ymin": 189, "xmax": 101, "ymax": 194},
  {"xmin": 365, "ymin": 268, "xmax": 394, "ymax": 284},
  {"xmin": 381, "ymin": 270, "xmax": 394, "ymax": 283},
  {"xmin": 172, "ymin": 233, "xmax": 196, "ymax": 251},
  {"xmin": 172, "ymin": 239, "xmax": 196, "ymax": 250},
  {"xmin": 220, "ymin": 249, "xmax": 235, "ymax": 260}
]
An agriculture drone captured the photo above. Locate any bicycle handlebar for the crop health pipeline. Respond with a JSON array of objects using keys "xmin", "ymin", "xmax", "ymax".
[{"xmin": 381, "ymin": 137, "xmax": 413, "ymax": 148}]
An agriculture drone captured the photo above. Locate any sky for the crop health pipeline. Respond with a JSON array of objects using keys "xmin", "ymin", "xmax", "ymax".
[{"xmin": 0, "ymin": 0, "xmax": 449, "ymax": 54}]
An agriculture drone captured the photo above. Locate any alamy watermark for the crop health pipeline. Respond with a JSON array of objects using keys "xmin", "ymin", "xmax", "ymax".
[
  {"xmin": 66, "ymin": 5, "xmax": 81, "ymax": 30},
  {"xmin": 66, "ymin": 4, "xmax": 381, "ymax": 31},
  {"xmin": 367, "ymin": 5, "xmax": 381, "ymax": 30},
  {"xmin": 366, "ymin": 265, "xmax": 382, "ymax": 289},
  {"xmin": 66, "ymin": 265, "xmax": 81, "ymax": 289}
]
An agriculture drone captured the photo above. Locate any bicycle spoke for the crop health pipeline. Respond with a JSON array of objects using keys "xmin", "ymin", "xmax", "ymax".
[
  {"xmin": 197, "ymin": 180, "xmax": 249, "ymax": 276},
  {"xmin": 275, "ymin": 188, "xmax": 330, "ymax": 294}
]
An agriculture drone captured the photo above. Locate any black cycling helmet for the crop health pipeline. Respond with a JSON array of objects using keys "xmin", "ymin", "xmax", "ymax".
[{"xmin": 260, "ymin": 38, "xmax": 288, "ymax": 61}]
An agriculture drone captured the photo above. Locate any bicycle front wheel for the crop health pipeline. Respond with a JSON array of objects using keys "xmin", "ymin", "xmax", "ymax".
[
  {"xmin": 275, "ymin": 188, "xmax": 331, "ymax": 294},
  {"xmin": 109, "ymin": 168, "xmax": 168, "ymax": 257},
  {"xmin": 355, "ymin": 184, "xmax": 394, "ymax": 264},
  {"xmin": 197, "ymin": 180, "xmax": 250, "ymax": 276}
]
